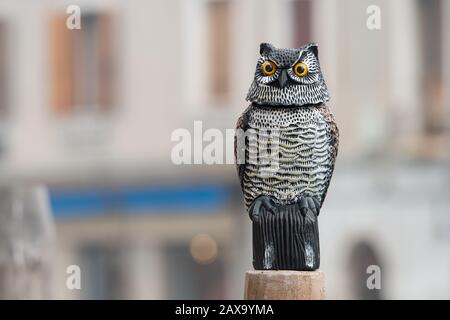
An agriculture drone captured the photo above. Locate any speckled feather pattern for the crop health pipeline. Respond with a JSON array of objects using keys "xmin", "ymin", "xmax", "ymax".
[{"xmin": 240, "ymin": 104, "xmax": 337, "ymax": 209}]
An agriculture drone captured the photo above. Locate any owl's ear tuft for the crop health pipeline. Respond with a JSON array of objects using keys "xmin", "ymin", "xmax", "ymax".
[
  {"xmin": 303, "ymin": 42, "xmax": 319, "ymax": 60},
  {"xmin": 260, "ymin": 43, "xmax": 275, "ymax": 55}
]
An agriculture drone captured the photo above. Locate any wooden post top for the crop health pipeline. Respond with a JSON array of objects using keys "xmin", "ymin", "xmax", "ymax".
[{"xmin": 244, "ymin": 270, "xmax": 325, "ymax": 300}]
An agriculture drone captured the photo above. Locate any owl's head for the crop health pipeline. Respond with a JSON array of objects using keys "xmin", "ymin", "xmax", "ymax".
[{"xmin": 246, "ymin": 42, "xmax": 329, "ymax": 107}]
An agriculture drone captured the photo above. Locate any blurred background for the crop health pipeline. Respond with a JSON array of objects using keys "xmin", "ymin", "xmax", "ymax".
[{"xmin": 0, "ymin": 0, "xmax": 449, "ymax": 299}]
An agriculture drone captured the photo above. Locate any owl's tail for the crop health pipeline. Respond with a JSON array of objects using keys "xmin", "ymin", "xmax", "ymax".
[{"xmin": 252, "ymin": 201, "xmax": 320, "ymax": 271}]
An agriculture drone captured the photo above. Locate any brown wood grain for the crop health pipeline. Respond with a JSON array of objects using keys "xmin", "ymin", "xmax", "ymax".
[{"xmin": 244, "ymin": 270, "xmax": 325, "ymax": 300}]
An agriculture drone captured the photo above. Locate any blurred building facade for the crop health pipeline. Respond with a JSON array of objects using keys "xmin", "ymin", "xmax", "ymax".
[{"xmin": 0, "ymin": 0, "xmax": 449, "ymax": 299}]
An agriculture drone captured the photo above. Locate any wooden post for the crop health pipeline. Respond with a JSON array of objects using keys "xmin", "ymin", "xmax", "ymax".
[
  {"xmin": 0, "ymin": 185, "xmax": 55, "ymax": 299},
  {"xmin": 244, "ymin": 270, "xmax": 325, "ymax": 300}
]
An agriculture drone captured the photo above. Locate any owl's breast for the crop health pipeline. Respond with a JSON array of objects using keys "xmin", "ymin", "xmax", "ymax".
[{"xmin": 242, "ymin": 105, "xmax": 333, "ymax": 207}]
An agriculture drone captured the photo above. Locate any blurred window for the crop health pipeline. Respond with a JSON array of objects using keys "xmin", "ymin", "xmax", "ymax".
[
  {"xmin": 292, "ymin": 0, "xmax": 312, "ymax": 46},
  {"xmin": 348, "ymin": 241, "xmax": 384, "ymax": 300},
  {"xmin": 418, "ymin": 0, "xmax": 446, "ymax": 135},
  {"xmin": 165, "ymin": 243, "xmax": 226, "ymax": 299},
  {"xmin": 79, "ymin": 246, "xmax": 124, "ymax": 299},
  {"xmin": 207, "ymin": 0, "xmax": 230, "ymax": 104},
  {"xmin": 49, "ymin": 12, "xmax": 115, "ymax": 115}
]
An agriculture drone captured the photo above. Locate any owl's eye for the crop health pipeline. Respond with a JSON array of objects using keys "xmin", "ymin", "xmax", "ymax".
[
  {"xmin": 293, "ymin": 62, "xmax": 308, "ymax": 77},
  {"xmin": 262, "ymin": 60, "xmax": 277, "ymax": 76}
]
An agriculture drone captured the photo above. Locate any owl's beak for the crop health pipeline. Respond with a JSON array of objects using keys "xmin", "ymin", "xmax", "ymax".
[{"xmin": 278, "ymin": 69, "xmax": 289, "ymax": 88}]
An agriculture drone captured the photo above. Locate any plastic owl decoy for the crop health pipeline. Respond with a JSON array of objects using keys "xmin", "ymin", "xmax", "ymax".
[{"xmin": 235, "ymin": 43, "xmax": 339, "ymax": 271}]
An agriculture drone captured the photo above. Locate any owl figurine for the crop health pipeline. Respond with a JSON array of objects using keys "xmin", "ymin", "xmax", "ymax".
[{"xmin": 235, "ymin": 43, "xmax": 339, "ymax": 271}]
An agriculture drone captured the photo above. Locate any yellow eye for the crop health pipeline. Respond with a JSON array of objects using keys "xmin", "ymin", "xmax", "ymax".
[
  {"xmin": 293, "ymin": 62, "xmax": 308, "ymax": 77},
  {"xmin": 262, "ymin": 60, "xmax": 277, "ymax": 76}
]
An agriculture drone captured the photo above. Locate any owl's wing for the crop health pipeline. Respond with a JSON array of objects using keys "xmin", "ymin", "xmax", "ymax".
[
  {"xmin": 234, "ymin": 104, "xmax": 254, "ymax": 192},
  {"xmin": 318, "ymin": 105, "xmax": 339, "ymax": 209}
]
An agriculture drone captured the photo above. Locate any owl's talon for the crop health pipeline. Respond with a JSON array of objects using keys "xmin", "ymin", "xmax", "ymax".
[
  {"xmin": 249, "ymin": 195, "xmax": 279, "ymax": 221},
  {"xmin": 312, "ymin": 196, "xmax": 321, "ymax": 209},
  {"xmin": 296, "ymin": 196, "xmax": 320, "ymax": 217},
  {"xmin": 307, "ymin": 197, "xmax": 316, "ymax": 210},
  {"xmin": 298, "ymin": 197, "xmax": 308, "ymax": 209}
]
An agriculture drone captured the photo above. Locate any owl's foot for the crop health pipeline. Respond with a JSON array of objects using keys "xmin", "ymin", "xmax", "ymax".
[
  {"xmin": 248, "ymin": 195, "xmax": 279, "ymax": 221},
  {"xmin": 296, "ymin": 196, "xmax": 321, "ymax": 219}
]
